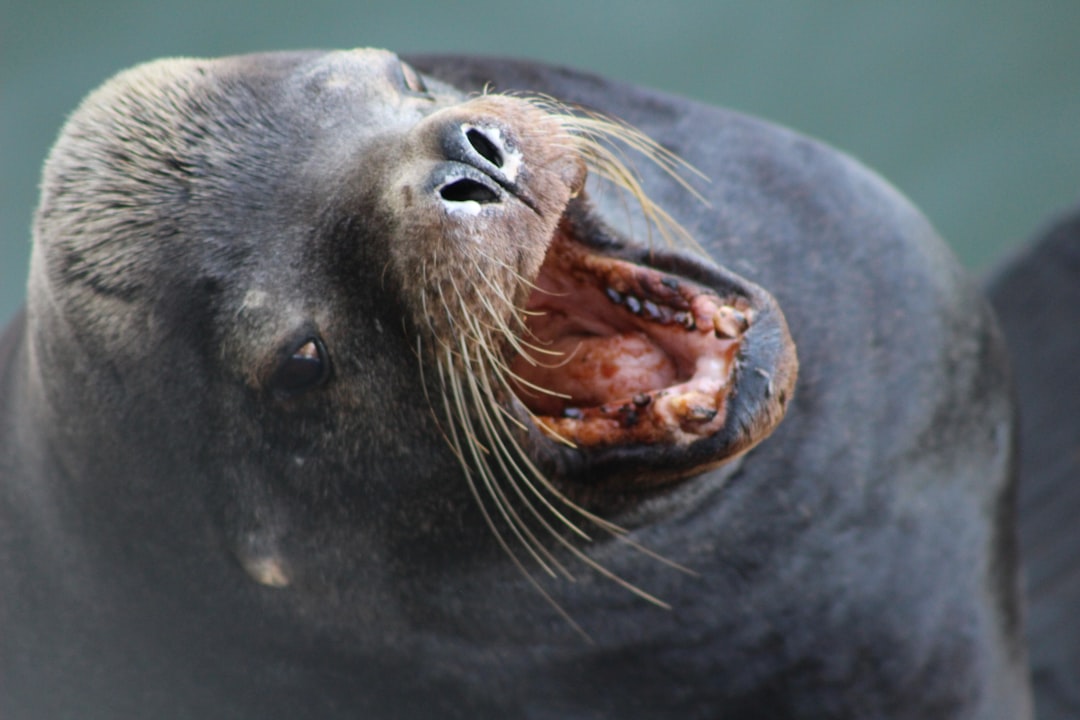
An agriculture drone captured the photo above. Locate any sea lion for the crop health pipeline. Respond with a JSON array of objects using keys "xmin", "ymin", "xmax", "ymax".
[
  {"xmin": 0, "ymin": 49, "xmax": 1030, "ymax": 718},
  {"xmin": 987, "ymin": 207, "xmax": 1080, "ymax": 720}
]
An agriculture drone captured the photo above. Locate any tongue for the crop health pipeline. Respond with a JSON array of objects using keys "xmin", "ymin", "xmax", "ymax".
[{"xmin": 511, "ymin": 325, "xmax": 678, "ymax": 416}]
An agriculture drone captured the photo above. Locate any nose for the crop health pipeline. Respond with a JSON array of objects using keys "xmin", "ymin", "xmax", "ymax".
[
  {"xmin": 441, "ymin": 123, "xmax": 514, "ymax": 174},
  {"xmin": 436, "ymin": 122, "xmax": 523, "ymax": 207},
  {"xmin": 461, "ymin": 126, "xmax": 506, "ymax": 170}
]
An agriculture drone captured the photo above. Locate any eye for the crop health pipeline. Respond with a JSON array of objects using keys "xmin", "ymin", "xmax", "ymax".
[
  {"xmin": 399, "ymin": 62, "xmax": 430, "ymax": 96},
  {"xmin": 270, "ymin": 337, "xmax": 330, "ymax": 395}
]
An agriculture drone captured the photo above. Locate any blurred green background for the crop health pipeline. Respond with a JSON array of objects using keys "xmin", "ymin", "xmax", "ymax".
[{"xmin": 3, "ymin": 1, "xmax": 1079, "ymax": 323}]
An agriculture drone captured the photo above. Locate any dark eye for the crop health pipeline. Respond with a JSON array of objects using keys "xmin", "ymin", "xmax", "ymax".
[
  {"xmin": 270, "ymin": 337, "xmax": 329, "ymax": 395},
  {"xmin": 400, "ymin": 62, "xmax": 429, "ymax": 96}
]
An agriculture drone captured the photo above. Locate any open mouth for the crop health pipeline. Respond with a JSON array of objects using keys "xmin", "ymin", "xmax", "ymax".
[
  {"xmin": 513, "ymin": 222, "xmax": 746, "ymax": 445},
  {"xmin": 506, "ymin": 199, "xmax": 797, "ymax": 488},
  {"xmin": 416, "ymin": 109, "xmax": 797, "ymax": 494}
]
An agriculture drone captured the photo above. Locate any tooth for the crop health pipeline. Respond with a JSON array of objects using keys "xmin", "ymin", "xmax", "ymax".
[
  {"xmin": 674, "ymin": 311, "xmax": 696, "ymax": 330},
  {"xmin": 605, "ymin": 287, "xmax": 623, "ymax": 305},
  {"xmin": 686, "ymin": 405, "xmax": 718, "ymax": 422},
  {"xmin": 713, "ymin": 305, "xmax": 748, "ymax": 339},
  {"xmin": 671, "ymin": 393, "xmax": 718, "ymax": 424},
  {"xmin": 642, "ymin": 300, "xmax": 661, "ymax": 320},
  {"xmin": 625, "ymin": 296, "xmax": 642, "ymax": 315}
]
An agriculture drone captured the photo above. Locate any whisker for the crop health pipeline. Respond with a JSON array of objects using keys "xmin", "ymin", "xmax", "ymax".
[
  {"xmin": 447, "ymin": 343, "xmax": 559, "ymax": 578},
  {"xmin": 460, "ymin": 336, "xmax": 577, "ymax": 580},
  {"xmin": 409, "ymin": 89, "xmax": 717, "ymax": 628},
  {"xmin": 439, "ymin": 353, "xmax": 592, "ymax": 641}
]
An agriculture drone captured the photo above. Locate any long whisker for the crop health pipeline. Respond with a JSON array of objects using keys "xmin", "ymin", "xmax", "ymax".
[
  {"xmin": 454, "ymin": 303, "xmax": 570, "ymax": 578},
  {"xmin": 458, "ymin": 330, "xmax": 577, "ymax": 581},
  {"xmin": 438, "ymin": 351, "xmax": 592, "ymax": 642},
  {"xmin": 458, "ymin": 305, "xmax": 693, "ymax": 596},
  {"xmin": 410, "ymin": 91, "xmax": 718, "ymax": 629}
]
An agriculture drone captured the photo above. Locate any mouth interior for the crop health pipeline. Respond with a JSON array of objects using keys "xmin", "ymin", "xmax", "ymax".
[{"xmin": 508, "ymin": 219, "xmax": 750, "ymax": 448}]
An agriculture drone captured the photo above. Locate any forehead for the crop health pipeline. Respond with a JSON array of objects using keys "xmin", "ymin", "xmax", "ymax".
[{"xmin": 232, "ymin": 48, "xmax": 464, "ymax": 131}]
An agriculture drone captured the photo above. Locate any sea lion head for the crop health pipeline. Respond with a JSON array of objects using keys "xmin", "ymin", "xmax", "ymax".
[{"xmin": 26, "ymin": 48, "xmax": 795, "ymax": 618}]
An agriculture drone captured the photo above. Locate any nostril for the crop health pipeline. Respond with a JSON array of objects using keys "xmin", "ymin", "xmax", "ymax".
[
  {"xmin": 466, "ymin": 128, "xmax": 503, "ymax": 168},
  {"xmin": 440, "ymin": 178, "xmax": 500, "ymax": 204}
]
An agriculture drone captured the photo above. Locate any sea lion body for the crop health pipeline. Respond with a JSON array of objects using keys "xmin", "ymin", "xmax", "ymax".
[{"xmin": 0, "ymin": 50, "xmax": 1029, "ymax": 718}]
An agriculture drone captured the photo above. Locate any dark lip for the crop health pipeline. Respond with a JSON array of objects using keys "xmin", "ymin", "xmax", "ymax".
[{"xmin": 515, "ymin": 196, "xmax": 797, "ymax": 497}]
